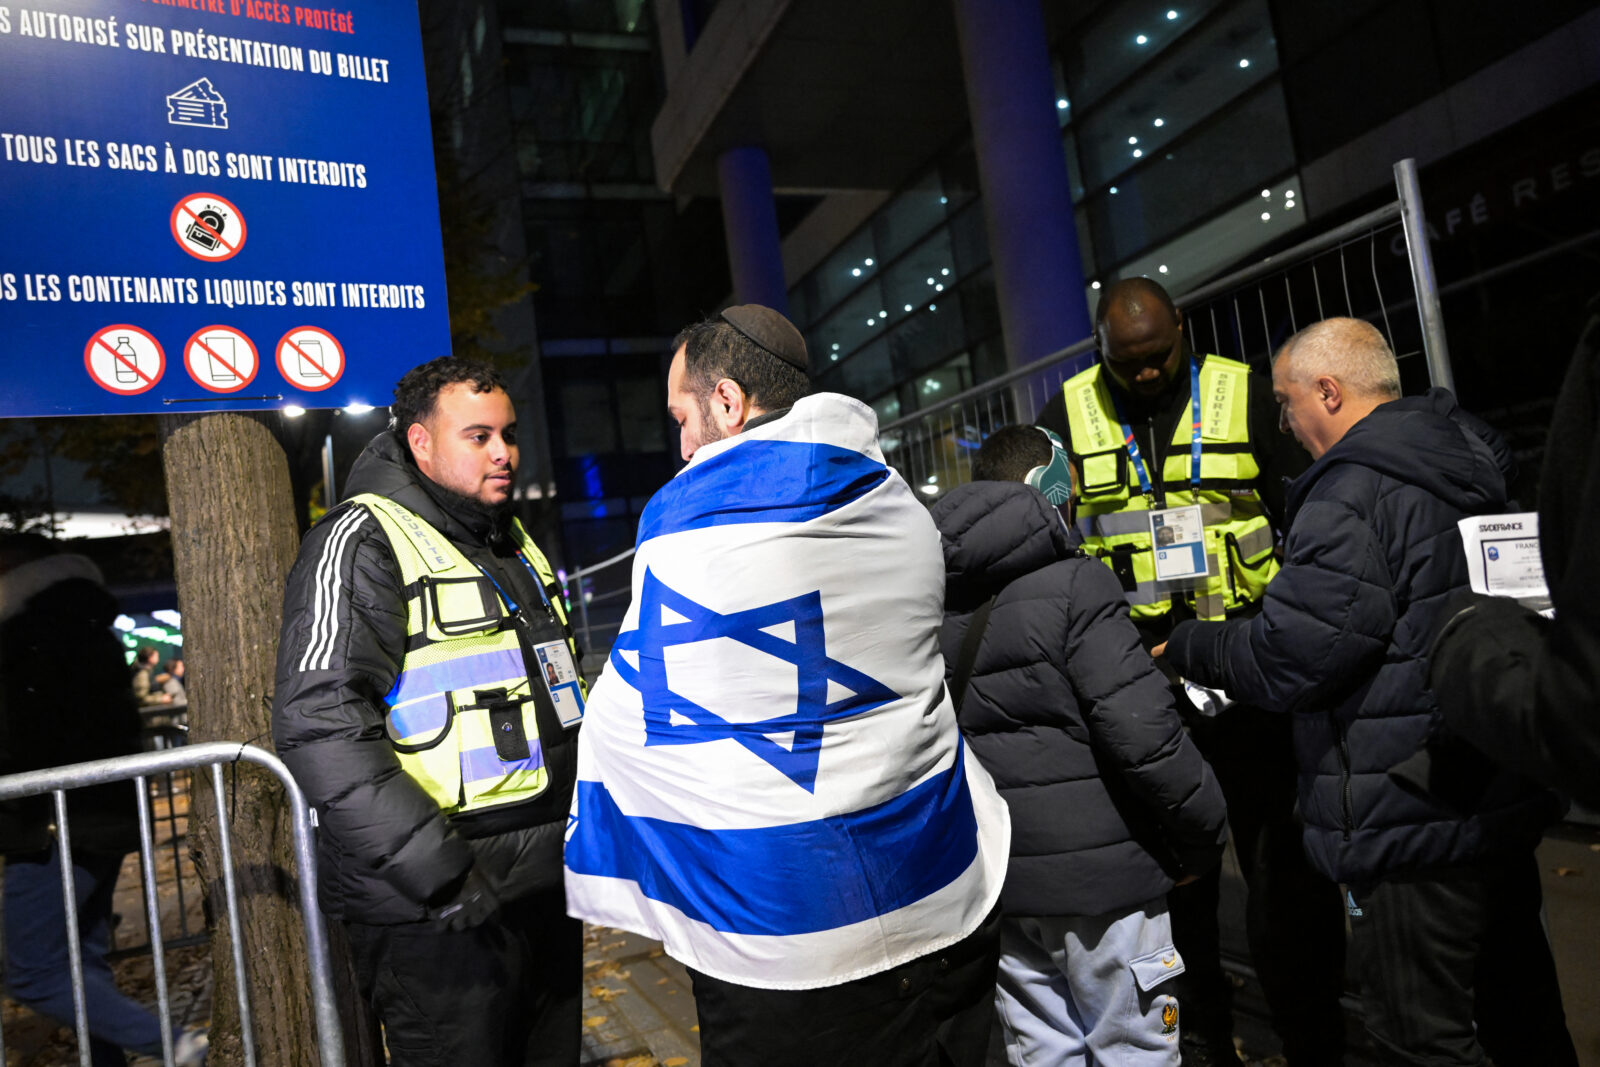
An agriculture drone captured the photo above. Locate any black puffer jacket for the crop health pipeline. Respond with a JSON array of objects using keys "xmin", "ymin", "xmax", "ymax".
[
  {"xmin": 1167, "ymin": 390, "xmax": 1561, "ymax": 887},
  {"xmin": 933, "ymin": 481, "xmax": 1226, "ymax": 917},
  {"xmin": 272, "ymin": 433, "xmax": 577, "ymax": 924}
]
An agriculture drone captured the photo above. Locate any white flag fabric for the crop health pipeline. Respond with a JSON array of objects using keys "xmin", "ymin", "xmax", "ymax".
[{"xmin": 564, "ymin": 392, "xmax": 1010, "ymax": 990}]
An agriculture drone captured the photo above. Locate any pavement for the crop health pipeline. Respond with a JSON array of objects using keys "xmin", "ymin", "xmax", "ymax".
[{"xmin": 578, "ymin": 927, "xmax": 699, "ymax": 1067}]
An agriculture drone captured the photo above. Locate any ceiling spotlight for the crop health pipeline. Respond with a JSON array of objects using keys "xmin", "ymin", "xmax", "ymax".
[
  {"xmin": 283, "ymin": 404, "xmax": 306, "ymax": 418},
  {"xmin": 929, "ymin": 303, "xmax": 937, "ymax": 311},
  {"xmin": 851, "ymin": 268, "xmax": 861, "ymax": 277},
  {"xmin": 1153, "ymin": 117, "xmax": 1165, "ymax": 127},
  {"xmin": 1167, "ymin": 9, "xmax": 1178, "ymax": 18},
  {"xmin": 1261, "ymin": 189, "xmax": 1271, "ymax": 198},
  {"xmin": 935, "ymin": 283, "xmax": 944, "ymax": 292},
  {"xmin": 1261, "ymin": 211, "xmax": 1271, "ymax": 221},
  {"xmin": 1158, "ymin": 264, "xmax": 1169, "ymax": 273},
  {"xmin": 1128, "ymin": 136, "xmax": 1139, "ymax": 145},
  {"xmin": 941, "ymin": 268, "xmax": 950, "ymax": 275},
  {"xmin": 939, "ymin": 196, "xmax": 948, "ymax": 204},
  {"xmin": 831, "ymin": 342, "xmax": 840, "ymax": 350},
  {"xmin": 927, "ymin": 277, "xmax": 936, "ymax": 285},
  {"xmin": 1091, "ymin": 281, "xmax": 1101, "ymax": 290},
  {"xmin": 867, "ymin": 318, "xmax": 876, "ymax": 326},
  {"xmin": 864, "ymin": 258, "xmax": 874, "ymax": 266},
  {"xmin": 1285, "ymin": 199, "xmax": 1296, "ymax": 210},
  {"xmin": 1136, "ymin": 34, "xmax": 1148, "ymax": 44},
  {"xmin": 830, "ymin": 353, "xmax": 839, "ymax": 361},
  {"xmin": 1057, "ymin": 98, "xmax": 1069, "ymax": 110},
  {"xmin": 879, "ymin": 310, "xmax": 888, "ymax": 318},
  {"xmin": 1133, "ymin": 149, "xmax": 1143, "ymax": 158},
  {"xmin": 919, "ymin": 483, "xmax": 939, "ymax": 497},
  {"xmin": 904, "ymin": 304, "xmax": 913, "ymax": 312},
  {"xmin": 344, "ymin": 402, "xmax": 375, "ymax": 415},
  {"xmin": 1239, "ymin": 58, "xmax": 1250, "ymax": 68},
  {"xmin": 1110, "ymin": 186, "xmax": 1119, "ymax": 194},
  {"xmin": 1285, "ymin": 189, "xmax": 1297, "ymax": 199}
]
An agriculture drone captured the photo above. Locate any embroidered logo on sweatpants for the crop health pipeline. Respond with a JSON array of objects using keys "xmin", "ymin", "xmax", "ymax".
[{"xmin": 1161, "ymin": 999, "xmax": 1179, "ymax": 1036}]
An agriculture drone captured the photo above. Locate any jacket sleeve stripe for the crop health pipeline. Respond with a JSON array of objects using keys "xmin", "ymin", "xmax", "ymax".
[{"xmin": 297, "ymin": 508, "xmax": 371, "ymax": 674}]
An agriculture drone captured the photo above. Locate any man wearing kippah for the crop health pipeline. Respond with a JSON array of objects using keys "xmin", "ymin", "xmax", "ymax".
[{"xmin": 564, "ymin": 306, "xmax": 1011, "ymax": 1066}]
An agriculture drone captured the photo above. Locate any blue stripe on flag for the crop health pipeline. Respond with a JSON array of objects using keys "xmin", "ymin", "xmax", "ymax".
[
  {"xmin": 385, "ymin": 648, "xmax": 526, "ymax": 708},
  {"xmin": 636, "ymin": 440, "xmax": 887, "ymax": 545},
  {"xmin": 565, "ymin": 745, "xmax": 978, "ymax": 936},
  {"xmin": 461, "ymin": 743, "xmax": 543, "ymax": 783}
]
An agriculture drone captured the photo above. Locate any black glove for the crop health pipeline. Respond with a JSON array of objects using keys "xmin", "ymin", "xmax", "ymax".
[{"xmin": 430, "ymin": 867, "xmax": 501, "ymax": 932}]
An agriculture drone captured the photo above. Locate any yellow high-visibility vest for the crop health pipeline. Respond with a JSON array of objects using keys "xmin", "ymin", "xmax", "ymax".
[
  {"xmin": 350, "ymin": 493, "xmax": 584, "ymax": 813},
  {"xmin": 1061, "ymin": 356, "xmax": 1279, "ymax": 622}
]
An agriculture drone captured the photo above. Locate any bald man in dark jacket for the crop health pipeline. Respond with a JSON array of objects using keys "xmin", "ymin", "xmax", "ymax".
[{"xmin": 1163, "ymin": 318, "xmax": 1571, "ymax": 1066}]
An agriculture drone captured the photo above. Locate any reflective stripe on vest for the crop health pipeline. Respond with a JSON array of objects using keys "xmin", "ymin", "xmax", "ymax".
[
  {"xmin": 349, "ymin": 493, "xmax": 577, "ymax": 814},
  {"xmin": 1062, "ymin": 357, "xmax": 1281, "ymax": 621}
]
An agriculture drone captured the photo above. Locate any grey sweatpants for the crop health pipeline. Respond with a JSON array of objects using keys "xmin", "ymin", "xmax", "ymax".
[{"xmin": 993, "ymin": 900, "xmax": 1183, "ymax": 1066}]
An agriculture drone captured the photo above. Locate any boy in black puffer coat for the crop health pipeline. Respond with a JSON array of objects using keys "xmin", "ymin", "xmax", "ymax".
[{"xmin": 932, "ymin": 426, "xmax": 1226, "ymax": 1066}]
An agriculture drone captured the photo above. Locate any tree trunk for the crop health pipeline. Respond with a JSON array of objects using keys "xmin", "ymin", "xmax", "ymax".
[{"xmin": 159, "ymin": 412, "xmax": 382, "ymax": 1067}]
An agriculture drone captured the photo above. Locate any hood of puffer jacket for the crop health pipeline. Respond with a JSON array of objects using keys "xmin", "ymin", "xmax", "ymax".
[
  {"xmin": 342, "ymin": 431, "xmax": 512, "ymax": 549},
  {"xmin": 0, "ymin": 553, "xmax": 104, "ymax": 626},
  {"xmin": 1287, "ymin": 388, "xmax": 1507, "ymax": 526},
  {"xmin": 932, "ymin": 481, "xmax": 1078, "ymax": 612}
]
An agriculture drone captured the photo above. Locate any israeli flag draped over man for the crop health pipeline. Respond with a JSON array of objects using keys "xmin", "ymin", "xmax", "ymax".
[{"xmin": 564, "ymin": 389, "xmax": 1010, "ymax": 989}]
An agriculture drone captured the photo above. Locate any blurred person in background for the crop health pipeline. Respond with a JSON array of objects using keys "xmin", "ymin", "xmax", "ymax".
[{"xmin": 0, "ymin": 533, "xmax": 206, "ymax": 1065}]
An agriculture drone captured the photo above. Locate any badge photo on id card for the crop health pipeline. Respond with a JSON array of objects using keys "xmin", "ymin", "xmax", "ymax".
[
  {"xmin": 534, "ymin": 640, "xmax": 585, "ymax": 727},
  {"xmin": 1149, "ymin": 504, "xmax": 1211, "ymax": 585}
]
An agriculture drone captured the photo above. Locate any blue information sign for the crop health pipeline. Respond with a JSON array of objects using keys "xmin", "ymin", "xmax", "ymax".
[{"xmin": 0, "ymin": 0, "xmax": 450, "ymax": 416}]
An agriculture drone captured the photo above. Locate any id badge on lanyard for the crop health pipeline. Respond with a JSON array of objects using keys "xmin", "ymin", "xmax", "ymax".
[
  {"xmin": 1149, "ymin": 504, "xmax": 1210, "ymax": 583},
  {"xmin": 1113, "ymin": 358, "xmax": 1221, "ymax": 592},
  {"xmin": 533, "ymin": 639, "xmax": 585, "ymax": 727},
  {"xmin": 486, "ymin": 551, "xmax": 587, "ymax": 728}
]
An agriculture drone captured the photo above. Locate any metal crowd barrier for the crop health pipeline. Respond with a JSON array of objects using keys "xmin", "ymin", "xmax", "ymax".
[
  {"xmin": 563, "ymin": 546, "xmax": 637, "ymax": 678},
  {"xmin": 880, "ymin": 157, "xmax": 1451, "ymax": 497},
  {"xmin": 0, "ymin": 742, "xmax": 344, "ymax": 1067}
]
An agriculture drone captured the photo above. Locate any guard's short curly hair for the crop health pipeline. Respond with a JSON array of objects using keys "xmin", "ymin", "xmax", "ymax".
[
  {"xmin": 671, "ymin": 319, "xmax": 809, "ymax": 413},
  {"xmin": 390, "ymin": 357, "xmax": 506, "ymax": 447}
]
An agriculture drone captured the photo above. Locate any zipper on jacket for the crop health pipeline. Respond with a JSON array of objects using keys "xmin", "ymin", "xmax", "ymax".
[{"xmin": 1329, "ymin": 709, "xmax": 1355, "ymax": 840}]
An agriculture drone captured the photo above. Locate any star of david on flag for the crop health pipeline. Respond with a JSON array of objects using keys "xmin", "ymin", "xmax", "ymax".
[{"xmin": 607, "ymin": 567, "xmax": 899, "ymax": 792}]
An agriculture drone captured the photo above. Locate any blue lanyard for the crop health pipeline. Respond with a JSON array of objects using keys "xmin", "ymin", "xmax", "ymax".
[
  {"xmin": 478, "ymin": 552, "xmax": 554, "ymax": 617},
  {"xmin": 1108, "ymin": 357, "xmax": 1202, "ymax": 505}
]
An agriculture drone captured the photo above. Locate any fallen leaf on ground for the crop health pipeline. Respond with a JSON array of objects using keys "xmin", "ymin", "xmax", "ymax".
[
  {"xmin": 1553, "ymin": 866, "xmax": 1583, "ymax": 877},
  {"xmin": 584, "ymin": 1015, "xmax": 608, "ymax": 1028}
]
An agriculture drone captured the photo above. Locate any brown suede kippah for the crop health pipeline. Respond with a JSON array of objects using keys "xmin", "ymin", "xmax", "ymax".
[{"xmin": 719, "ymin": 304, "xmax": 808, "ymax": 371}]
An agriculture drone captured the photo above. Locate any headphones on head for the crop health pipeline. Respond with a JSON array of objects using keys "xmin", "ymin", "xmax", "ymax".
[{"xmin": 1025, "ymin": 427, "xmax": 1074, "ymax": 508}]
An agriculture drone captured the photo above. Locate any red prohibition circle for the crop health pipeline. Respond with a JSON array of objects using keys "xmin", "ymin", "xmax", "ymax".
[
  {"xmin": 83, "ymin": 324, "xmax": 165, "ymax": 396},
  {"xmin": 170, "ymin": 192, "xmax": 247, "ymax": 263},
  {"xmin": 275, "ymin": 326, "xmax": 345, "ymax": 392},
  {"xmin": 183, "ymin": 325, "xmax": 260, "ymax": 393}
]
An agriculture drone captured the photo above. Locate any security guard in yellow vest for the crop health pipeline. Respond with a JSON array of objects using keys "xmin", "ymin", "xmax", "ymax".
[
  {"xmin": 273, "ymin": 357, "xmax": 585, "ymax": 1067},
  {"xmin": 1036, "ymin": 279, "xmax": 1345, "ymax": 1067}
]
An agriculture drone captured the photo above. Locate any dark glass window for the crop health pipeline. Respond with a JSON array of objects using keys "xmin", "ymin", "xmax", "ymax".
[
  {"xmin": 1075, "ymin": 0, "xmax": 1277, "ymax": 193},
  {"xmin": 1059, "ymin": 0, "xmax": 1227, "ymax": 112},
  {"xmin": 1082, "ymin": 81, "xmax": 1294, "ymax": 269}
]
